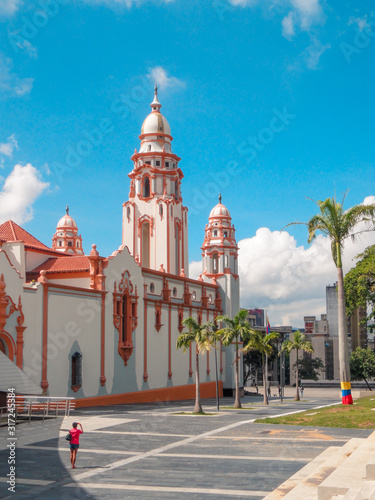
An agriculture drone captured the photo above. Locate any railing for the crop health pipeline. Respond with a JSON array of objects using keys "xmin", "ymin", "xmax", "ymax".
[{"xmin": 0, "ymin": 396, "xmax": 76, "ymax": 426}]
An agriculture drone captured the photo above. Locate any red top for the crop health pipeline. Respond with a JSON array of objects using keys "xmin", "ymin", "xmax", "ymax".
[{"xmin": 69, "ymin": 428, "xmax": 82, "ymax": 445}]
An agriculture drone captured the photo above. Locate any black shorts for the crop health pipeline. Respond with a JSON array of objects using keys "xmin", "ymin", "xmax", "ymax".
[{"xmin": 70, "ymin": 444, "xmax": 79, "ymax": 450}]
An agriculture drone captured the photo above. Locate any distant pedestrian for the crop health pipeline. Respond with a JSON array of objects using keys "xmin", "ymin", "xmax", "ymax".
[
  {"xmin": 267, "ymin": 386, "xmax": 271, "ymax": 398},
  {"xmin": 300, "ymin": 385, "xmax": 304, "ymax": 398},
  {"xmin": 255, "ymin": 383, "xmax": 258, "ymax": 394},
  {"xmin": 69, "ymin": 422, "xmax": 83, "ymax": 469},
  {"xmin": 278, "ymin": 385, "xmax": 281, "ymax": 397}
]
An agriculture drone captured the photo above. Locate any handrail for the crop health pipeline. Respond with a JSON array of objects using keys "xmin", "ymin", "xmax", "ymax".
[{"xmin": 0, "ymin": 395, "xmax": 76, "ymax": 426}]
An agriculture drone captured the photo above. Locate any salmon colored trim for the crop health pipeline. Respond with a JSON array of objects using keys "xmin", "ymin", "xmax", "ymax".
[
  {"xmin": 142, "ymin": 268, "xmax": 218, "ymax": 290},
  {"xmin": 100, "ymin": 294, "xmax": 106, "ymax": 386},
  {"xmin": 37, "ymin": 283, "xmax": 105, "ymax": 295},
  {"xmin": 168, "ymin": 304, "xmax": 172, "ymax": 379},
  {"xmin": 15, "ymin": 326, "xmax": 26, "ymax": 369},
  {"xmin": 143, "ymin": 284, "xmax": 148, "ymax": 382},
  {"xmin": 41, "ymin": 283, "xmax": 49, "ymax": 393},
  {"xmin": 0, "ymin": 331, "xmax": 15, "ymax": 361},
  {"xmin": 28, "ymin": 271, "xmax": 90, "ymax": 281},
  {"xmin": 167, "ymin": 202, "xmax": 170, "ymax": 273},
  {"xmin": 75, "ymin": 381, "xmax": 223, "ymax": 408}
]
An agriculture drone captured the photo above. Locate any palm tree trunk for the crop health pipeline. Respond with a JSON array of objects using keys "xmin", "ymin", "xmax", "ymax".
[
  {"xmin": 194, "ymin": 348, "xmax": 203, "ymax": 414},
  {"xmin": 337, "ymin": 266, "xmax": 353, "ymax": 405},
  {"xmin": 363, "ymin": 377, "xmax": 372, "ymax": 391},
  {"xmin": 234, "ymin": 336, "xmax": 241, "ymax": 408},
  {"xmin": 295, "ymin": 348, "xmax": 300, "ymax": 401},
  {"xmin": 262, "ymin": 353, "xmax": 268, "ymax": 405}
]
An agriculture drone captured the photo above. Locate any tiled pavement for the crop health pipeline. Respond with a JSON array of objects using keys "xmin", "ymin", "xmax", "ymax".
[{"xmin": 0, "ymin": 388, "xmax": 372, "ymax": 499}]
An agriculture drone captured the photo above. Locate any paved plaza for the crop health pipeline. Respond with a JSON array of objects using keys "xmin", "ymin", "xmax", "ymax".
[{"xmin": 0, "ymin": 388, "xmax": 372, "ymax": 499}]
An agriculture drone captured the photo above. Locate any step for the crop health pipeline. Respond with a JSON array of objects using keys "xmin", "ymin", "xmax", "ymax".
[
  {"xmin": 262, "ymin": 447, "xmax": 340, "ymax": 500},
  {"xmin": 263, "ymin": 440, "xmax": 363, "ymax": 500},
  {"xmin": 318, "ymin": 433, "xmax": 375, "ymax": 500}
]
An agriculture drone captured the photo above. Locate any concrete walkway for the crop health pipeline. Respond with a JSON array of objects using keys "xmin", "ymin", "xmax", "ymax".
[{"xmin": 0, "ymin": 389, "xmax": 372, "ymax": 499}]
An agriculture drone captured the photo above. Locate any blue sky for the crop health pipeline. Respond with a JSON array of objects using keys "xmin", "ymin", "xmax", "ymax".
[{"xmin": 0, "ymin": 0, "xmax": 374, "ymax": 325}]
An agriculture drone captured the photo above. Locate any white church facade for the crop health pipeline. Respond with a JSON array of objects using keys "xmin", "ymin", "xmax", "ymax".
[{"xmin": 0, "ymin": 88, "xmax": 241, "ymax": 407}]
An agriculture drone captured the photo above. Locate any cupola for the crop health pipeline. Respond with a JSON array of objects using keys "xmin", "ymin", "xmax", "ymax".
[{"xmin": 52, "ymin": 206, "xmax": 84, "ymax": 255}]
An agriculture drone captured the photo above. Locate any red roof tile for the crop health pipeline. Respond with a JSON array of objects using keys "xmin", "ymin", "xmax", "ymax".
[
  {"xmin": 0, "ymin": 220, "xmax": 54, "ymax": 252},
  {"xmin": 29, "ymin": 256, "xmax": 90, "ymax": 275}
]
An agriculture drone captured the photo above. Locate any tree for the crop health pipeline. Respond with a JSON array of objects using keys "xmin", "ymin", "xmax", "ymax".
[
  {"xmin": 345, "ymin": 244, "xmax": 375, "ymax": 330},
  {"xmin": 176, "ymin": 317, "xmax": 215, "ymax": 414},
  {"xmin": 243, "ymin": 329, "xmax": 280, "ymax": 405},
  {"xmin": 216, "ymin": 310, "xmax": 253, "ymax": 408},
  {"xmin": 282, "ymin": 331, "xmax": 313, "ymax": 401},
  {"xmin": 286, "ymin": 193, "xmax": 375, "ymax": 405},
  {"xmin": 350, "ymin": 347, "xmax": 375, "ymax": 391},
  {"xmin": 293, "ymin": 357, "xmax": 325, "ymax": 381},
  {"xmin": 243, "ymin": 344, "xmax": 278, "ymax": 386}
]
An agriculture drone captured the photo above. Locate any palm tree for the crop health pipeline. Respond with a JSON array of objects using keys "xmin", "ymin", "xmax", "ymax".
[
  {"xmin": 286, "ymin": 193, "xmax": 375, "ymax": 404},
  {"xmin": 281, "ymin": 330, "xmax": 313, "ymax": 401},
  {"xmin": 243, "ymin": 329, "xmax": 280, "ymax": 405},
  {"xmin": 176, "ymin": 317, "xmax": 215, "ymax": 414},
  {"xmin": 216, "ymin": 309, "xmax": 252, "ymax": 408}
]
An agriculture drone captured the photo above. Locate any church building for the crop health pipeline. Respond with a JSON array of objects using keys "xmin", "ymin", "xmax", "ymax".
[{"xmin": 0, "ymin": 87, "xmax": 241, "ymax": 406}]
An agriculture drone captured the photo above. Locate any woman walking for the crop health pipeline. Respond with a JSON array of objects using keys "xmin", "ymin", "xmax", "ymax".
[{"xmin": 69, "ymin": 422, "xmax": 83, "ymax": 469}]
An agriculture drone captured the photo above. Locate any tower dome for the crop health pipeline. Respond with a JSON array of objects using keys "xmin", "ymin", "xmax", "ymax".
[
  {"xmin": 209, "ymin": 194, "xmax": 231, "ymax": 219},
  {"xmin": 52, "ymin": 206, "xmax": 84, "ymax": 255},
  {"xmin": 139, "ymin": 85, "xmax": 173, "ymax": 154},
  {"xmin": 201, "ymin": 195, "xmax": 238, "ymax": 277}
]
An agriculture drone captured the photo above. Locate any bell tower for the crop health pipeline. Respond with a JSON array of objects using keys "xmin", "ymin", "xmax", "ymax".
[
  {"xmin": 202, "ymin": 194, "xmax": 239, "ymax": 317},
  {"xmin": 202, "ymin": 195, "xmax": 240, "ymax": 396},
  {"xmin": 122, "ymin": 86, "xmax": 189, "ymax": 276}
]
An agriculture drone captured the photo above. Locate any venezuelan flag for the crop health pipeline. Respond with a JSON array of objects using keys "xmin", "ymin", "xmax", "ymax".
[{"xmin": 266, "ymin": 316, "xmax": 270, "ymax": 334}]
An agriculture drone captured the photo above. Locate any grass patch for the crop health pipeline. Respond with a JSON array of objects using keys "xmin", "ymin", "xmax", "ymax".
[{"xmin": 256, "ymin": 396, "xmax": 375, "ymax": 429}]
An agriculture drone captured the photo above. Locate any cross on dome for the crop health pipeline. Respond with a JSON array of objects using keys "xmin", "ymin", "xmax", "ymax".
[{"xmin": 150, "ymin": 83, "xmax": 162, "ymax": 112}]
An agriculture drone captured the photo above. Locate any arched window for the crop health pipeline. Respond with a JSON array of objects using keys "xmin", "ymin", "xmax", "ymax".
[
  {"xmin": 148, "ymin": 145, "xmax": 151, "ymax": 152},
  {"xmin": 225, "ymin": 255, "xmax": 229, "ymax": 268},
  {"xmin": 143, "ymin": 177, "xmax": 150, "ymax": 198},
  {"xmin": 142, "ymin": 222, "xmax": 150, "ymax": 268},
  {"xmin": 212, "ymin": 252, "xmax": 219, "ymax": 274},
  {"xmin": 175, "ymin": 180, "xmax": 179, "ymax": 200},
  {"xmin": 159, "ymin": 204, "xmax": 163, "ymax": 216},
  {"xmin": 175, "ymin": 224, "xmax": 180, "ymax": 275},
  {"xmin": 127, "ymin": 206, "xmax": 131, "ymax": 218},
  {"xmin": 71, "ymin": 352, "xmax": 82, "ymax": 388}
]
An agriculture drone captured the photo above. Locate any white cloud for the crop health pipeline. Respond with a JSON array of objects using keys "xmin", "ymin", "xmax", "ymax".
[
  {"xmin": 147, "ymin": 66, "xmax": 185, "ymax": 91},
  {"xmin": 0, "ymin": 135, "xmax": 18, "ymax": 158},
  {"xmin": 0, "ymin": 53, "xmax": 33, "ymax": 96},
  {"xmin": 189, "ymin": 260, "xmax": 202, "ymax": 280},
  {"xmin": 80, "ymin": 0, "xmax": 174, "ymax": 7},
  {"xmin": 282, "ymin": 11, "xmax": 295, "ymax": 40},
  {"xmin": 13, "ymin": 39, "xmax": 38, "ymax": 59},
  {"xmin": 348, "ymin": 15, "xmax": 370, "ymax": 32},
  {"xmin": 0, "ymin": 0, "xmax": 22, "ymax": 17},
  {"xmin": 0, "ymin": 164, "xmax": 49, "ymax": 224},
  {"xmin": 236, "ymin": 205, "xmax": 375, "ymax": 326},
  {"xmin": 363, "ymin": 195, "xmax": 375, "ymax": 206},
  {"xmin": 290, "ymin": 0, "xmax": 323, "ymax": 30},
  {"xmin": 229, "ymin": 0, "xmax": 324, "ymax": 40},
  {"xmin": 303, "ymin": 37, "xmax": 331, "ymax": 70}
]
